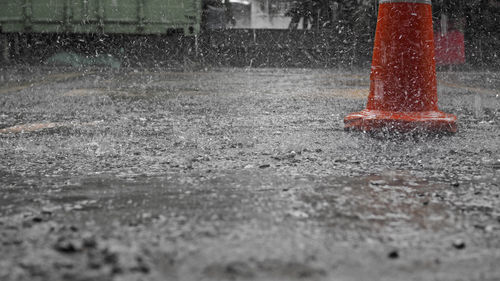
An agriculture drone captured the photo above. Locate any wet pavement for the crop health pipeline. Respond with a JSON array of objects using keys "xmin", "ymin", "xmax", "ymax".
[{"xmin": 0, "ymin": 66, "xmax": 499, "ymax": 281}]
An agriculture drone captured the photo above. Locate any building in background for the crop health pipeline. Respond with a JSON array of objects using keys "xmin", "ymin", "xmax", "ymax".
[{"xmin": 225, "ymin": 0, "xmax": 379, "ymax": 30}]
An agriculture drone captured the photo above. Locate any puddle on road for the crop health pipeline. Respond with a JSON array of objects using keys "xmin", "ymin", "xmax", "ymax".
[
  {"xmin": 303, "ymin": 88, "xmax": 369, "ymax": 99},
  {"xmin": 0, "ymin": 172, "xmax": 290, "ymax": 227},
  {"xmin": 0, "ymin": 170, "xmax": 477, "ymax": 235},
  {"xmin": 300, "ymin": 172, "xmax": 454, "ymax": 232},
  {"xmin": 0, "ymin": 72, "xmax": 90, "ymax": 95},
  {"xmin": 62, "ymin": 89, "xmax": 128, "ymax": 97},
  {"xmin": 0, "ymin": 120, "xmax": 103, "ymax": 134}
]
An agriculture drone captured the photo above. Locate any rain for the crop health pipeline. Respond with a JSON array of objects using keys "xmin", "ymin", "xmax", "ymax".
[{"xmin": 0, "ymin": 0, "xmax": 499, "ymax": 280}]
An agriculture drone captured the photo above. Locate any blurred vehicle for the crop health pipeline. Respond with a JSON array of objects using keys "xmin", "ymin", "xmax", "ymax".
[{"xmin": 0, "ymin": 0, "xmax": 201, "ymax": 35}]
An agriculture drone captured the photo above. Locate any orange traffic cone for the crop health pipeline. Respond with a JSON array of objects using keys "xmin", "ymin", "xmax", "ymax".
[{"xmin": 344, "ymin": 0, "xmax": 457, "ymax": 133}]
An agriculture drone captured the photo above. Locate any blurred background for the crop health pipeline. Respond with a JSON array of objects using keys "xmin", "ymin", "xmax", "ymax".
[{"xmin": 0, "ymin": 0, "xmax": 498, "ymax": 68}]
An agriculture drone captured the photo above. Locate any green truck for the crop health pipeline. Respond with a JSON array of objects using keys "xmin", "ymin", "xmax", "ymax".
[{"xmin": 0, "ymin": 0, "xmax": 201, "ymax": 35}]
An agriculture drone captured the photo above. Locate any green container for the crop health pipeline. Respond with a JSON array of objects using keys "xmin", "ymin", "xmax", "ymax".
[{"xmin": 0, "ymin": 0, "xmax": 201, "ymax": 35}]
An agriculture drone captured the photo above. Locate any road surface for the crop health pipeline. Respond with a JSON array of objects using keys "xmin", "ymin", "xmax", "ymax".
[{"xmin": 0, "ymin": 66, "xmax": 499, "ymax": 281}]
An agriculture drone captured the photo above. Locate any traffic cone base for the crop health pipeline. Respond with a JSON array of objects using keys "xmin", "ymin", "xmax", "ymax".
[{"xmin": 345, "ymin": 109, "xmax": 457, "ymax": 133}]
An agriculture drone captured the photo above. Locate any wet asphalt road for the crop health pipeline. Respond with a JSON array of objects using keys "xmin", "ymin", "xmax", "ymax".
[{"xmin": 0, "ymin": 66, "xmax": 499, "ymax": 281}]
